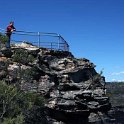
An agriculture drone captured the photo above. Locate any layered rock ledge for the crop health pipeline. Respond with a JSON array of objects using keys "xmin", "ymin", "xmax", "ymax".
[{"xmin": 0, "ymin": 43, "xmax": 111, "ymax": 123}]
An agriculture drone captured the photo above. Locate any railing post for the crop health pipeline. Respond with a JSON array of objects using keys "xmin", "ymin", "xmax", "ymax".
[
  {"xmin": 67, "ymin": 44, "xmax": 69, "ymax": 51},
  {"xmin": 51, "ymin": 42, "xmax": 53, "ymax": 50},
  {"xmin": 58, "ymin": 35, "xmax": 60, "ymax": 50},
  {"xmin": 38, "ymin": 32, "xmax": 40, "ymax": 47},
  {"xmin": 64, "ymin": 42, "xmax": 66, "ymax": 51}
]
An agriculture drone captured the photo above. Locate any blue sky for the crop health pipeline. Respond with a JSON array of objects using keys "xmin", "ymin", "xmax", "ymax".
[{"xmin": 0, "ymin": 0, "xmax": 124, "ymax": 82}]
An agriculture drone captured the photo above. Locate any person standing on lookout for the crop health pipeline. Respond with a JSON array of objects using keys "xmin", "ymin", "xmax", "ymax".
[{"xmin": 6, "ymin": 21, "xmax": 16, "ymax": 48}]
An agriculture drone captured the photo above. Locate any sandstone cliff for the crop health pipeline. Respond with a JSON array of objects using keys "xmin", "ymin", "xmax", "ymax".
[{"xmin": 0, "ymin": 42, "xmax": 111, "ymax": 124}]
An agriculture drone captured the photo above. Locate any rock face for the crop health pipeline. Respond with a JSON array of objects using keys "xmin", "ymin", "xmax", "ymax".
[{"xmin": 0, "ymin": 43, "xmax": 111, "ymax": 123}]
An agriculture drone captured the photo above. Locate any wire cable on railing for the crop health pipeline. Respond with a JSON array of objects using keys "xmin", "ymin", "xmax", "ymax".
[
  {"xmin": 12, "ymin": 31, "xmax": 59, "ymax": 37},
  {"xmin": 0, "ymin": 28, "xmax": 59, "ymax": 37}
]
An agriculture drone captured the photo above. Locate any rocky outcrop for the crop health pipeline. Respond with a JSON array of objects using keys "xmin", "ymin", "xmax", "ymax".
[{"xmin": 0, "ymin": 43, "xmax": 111, "ymax": 123}]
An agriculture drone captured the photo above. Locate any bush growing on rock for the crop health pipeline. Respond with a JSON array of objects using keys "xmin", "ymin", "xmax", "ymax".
[
  {"xmin": 0, "ymin": 81, "xmax": 45, "ymax": 124},
  {"xmin": 12, "ymin": 49, "xmax": 35, "ymax": 65}
]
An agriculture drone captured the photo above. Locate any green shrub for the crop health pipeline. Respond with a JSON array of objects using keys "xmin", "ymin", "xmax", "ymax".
[
  {"xmin": 0, "ymin": 81, "xmax": 45, "ymax": 123},
  {"xmin": 0, "ymin": 81, "xmax": 25, "ymax": 119},
  {"xmin": 1, "ymin": 114, "xmax": 24, "ymax": 124},
  {"xmin": 0, "ymin": 33, "xmax": 8, "ymax": 44},
  {"xmin": 12, "ymin": 49, "xmax": 35, "ymax": 64}
]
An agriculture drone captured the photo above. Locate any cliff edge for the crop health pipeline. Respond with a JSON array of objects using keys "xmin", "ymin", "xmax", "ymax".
[{"xmin": 0, "ymin": 42, "xmax": 111, "ymax": 124}]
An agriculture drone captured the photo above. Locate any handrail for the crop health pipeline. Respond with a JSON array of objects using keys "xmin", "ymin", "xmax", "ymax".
[{"xmin": 0, "ymin": 28, "xmax": 69, "ymax": 51}]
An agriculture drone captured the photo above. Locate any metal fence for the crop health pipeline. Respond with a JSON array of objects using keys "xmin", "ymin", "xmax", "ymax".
[{"xmin": 0, "ymin": 28, "xmax": 69, "ymax": 51}]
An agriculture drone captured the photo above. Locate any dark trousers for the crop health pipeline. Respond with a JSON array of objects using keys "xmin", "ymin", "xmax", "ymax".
[{"xmin": 6, "ymin": 34, "xmax": 11, "ymax": 48}]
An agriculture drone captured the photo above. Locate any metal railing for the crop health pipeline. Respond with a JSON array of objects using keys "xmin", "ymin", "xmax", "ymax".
[{"xmin": 0, "ymin": 28, "xmax": 69, "ymax": 51}]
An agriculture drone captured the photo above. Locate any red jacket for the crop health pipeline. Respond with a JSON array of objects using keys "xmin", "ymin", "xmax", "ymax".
[{"xmin": 6, "ymin": 25, "xmax": 16, "ymax": 36}]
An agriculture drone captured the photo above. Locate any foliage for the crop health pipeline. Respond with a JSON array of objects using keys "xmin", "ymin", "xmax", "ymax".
[
  {"xmin": 23, "ymin": 92, "xmax": 45, "ymax": 108},
  {"xmin": 0, "ymin": 81, "xmax": 45, "ymax": 123},
  {"xmin": 0, "ymin": 33, "xmax": 8, "ymax": 44},
  {"xmin": 0, "ymin": 81, "xmax": 21, "ymax": 119},
  {"xmin": 17, "ymin": 66, "xmax": 41, "ymax": 83},
  {"xmin": 12, "ymin": 49, "xmax": 35, "ymax": 65},
  {"xmin": 93, "ymin": 69, "xmax": 104, "ymax": 83},
  {"xmin": 0, "ymin": 60, "xmax": 9, "ymax": 80},
  {"xmin": 86, "ymin": 69, "xmax": 105, "ymax": 90},
  {"xmin": 1, "ymin": 114, "xmax": 24, "ymax": 124}
]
